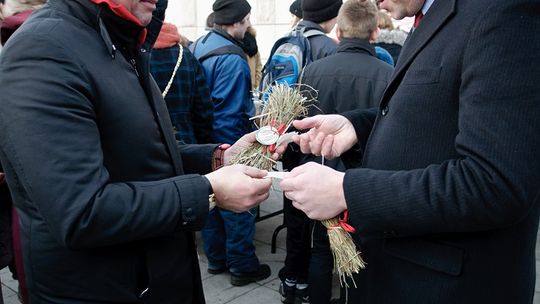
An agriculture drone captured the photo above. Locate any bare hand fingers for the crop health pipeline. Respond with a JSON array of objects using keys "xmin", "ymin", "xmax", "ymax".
[
  {"xmin": 297, "ymin": 134, "xmax": 312, "ymax": 154},
  {"xmin": 242, "ymin": 165, "xmax": 269, "ymax": 179},
  {"xmin": 293, "ymin": 116, "xmax": 319, "ymax": 131},
  {"xmin": 309, "ymin": 132, "xmax": 326, "ymax": 156},
  {"xmin": 321, "ymin": 134, "xmax": 336, "ymax": 159},
  {"xmin": 241, "ymin": 131, "xmax": 257, "ymax": 143}
]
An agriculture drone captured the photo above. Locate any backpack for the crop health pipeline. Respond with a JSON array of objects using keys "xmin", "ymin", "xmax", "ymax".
[{"xmin": 258, "ymin": 25, "xmax": 325, "ymax": 100}]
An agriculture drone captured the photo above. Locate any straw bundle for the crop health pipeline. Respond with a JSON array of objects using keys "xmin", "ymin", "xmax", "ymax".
[
  {"xmin": 232, "ymin": 84, "xmax": 365, "ymax": 287},
  {"xmin": 230, "ymin": 84, "xmax": 308, "ymax": 169},
  {"xmin": 322, "ymin": 213, "xmax": 366, "ymax": 287}
]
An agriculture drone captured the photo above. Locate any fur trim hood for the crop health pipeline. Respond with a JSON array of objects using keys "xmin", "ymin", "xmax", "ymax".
[{"xmin": 375, "ymin": 29, "xmax": 408, "ymax": 46}]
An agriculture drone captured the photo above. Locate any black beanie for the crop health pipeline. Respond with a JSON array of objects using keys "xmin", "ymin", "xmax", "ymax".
[
  {"xmin": 212, "ymin": 0, "xmax": 251, "ymax": 25},
  {"xmin": 289, "ymin": 0, "xmax": 303, "ymax": 19},
  {"xmin": 302, "ymin": 0, "xmax": 342, "ymax": 23}
]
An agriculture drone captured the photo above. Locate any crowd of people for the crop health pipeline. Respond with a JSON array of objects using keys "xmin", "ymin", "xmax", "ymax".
[{"xmin": 1, "ymin": 0, "xmax": 539, "ymax": 304}]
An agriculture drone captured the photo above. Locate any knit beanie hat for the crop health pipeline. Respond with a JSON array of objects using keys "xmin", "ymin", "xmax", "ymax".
[
  {"xmin": 212, "ymin": 0, "xmax": 251, "ymax": 25},
  {"xmin": 289, "ymin": 0, "xmax": 303, "ymax": 19},
  {"xmin": 302, "ymin": 0, "xmax": 342, "ymax": 23}
]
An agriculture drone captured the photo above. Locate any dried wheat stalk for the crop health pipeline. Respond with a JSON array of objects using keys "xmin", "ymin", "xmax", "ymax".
[
  {"xmin": 230, "ymin": 84, "xmax": 308, "ymax": 170},
  {"xmin": 322, "ymin": 217, "xmax": 366, "ymax": 288}
]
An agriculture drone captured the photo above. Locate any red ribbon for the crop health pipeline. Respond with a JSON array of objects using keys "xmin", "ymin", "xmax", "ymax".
[
  {"xmin": 328, "ymin": 210, "xmax": 356, "ymax": 233},
  {"xmin": 269, "ymin": 123, "xmax": 287, "ymax": 153}
]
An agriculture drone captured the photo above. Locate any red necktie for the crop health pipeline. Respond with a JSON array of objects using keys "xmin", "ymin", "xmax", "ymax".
[{"xmin": 413, "ymin": 11, "xmax": 424, "ymax": 28}]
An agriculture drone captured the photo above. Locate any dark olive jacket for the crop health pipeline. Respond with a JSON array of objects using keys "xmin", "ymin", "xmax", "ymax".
[{"xmin": 0, "ymin": 0, "xmax": 215, "ymax": 303}]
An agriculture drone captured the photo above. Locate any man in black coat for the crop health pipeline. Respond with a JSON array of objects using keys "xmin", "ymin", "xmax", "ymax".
[
  {"xmin": 299, "ymin": 1, "xmax": 393, "ymax": 302},
  {"xmin": 0, "ymin": 0, "xmax": 277, "ymax": 303},
  {"xmin": 280, "ymin": 0, "xmax": 540, "ymax": 303}
]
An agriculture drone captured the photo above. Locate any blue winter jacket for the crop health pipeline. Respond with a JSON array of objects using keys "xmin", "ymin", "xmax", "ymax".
[{"xmin": 192, "ymin": 30, "xmax": 255, "ymax": 144}]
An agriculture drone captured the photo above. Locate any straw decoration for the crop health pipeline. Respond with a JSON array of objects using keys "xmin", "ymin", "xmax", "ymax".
[
  {"xmin": 322, "ymin": 212, "xmax": 366, "ymax": 288},
  {"xmin": 232, "ymin": 83, "xmax": 366, "ymax": 287},
  {"xmin": 230, "ymin": 84, "xmax": 309, "ymax": 170}
]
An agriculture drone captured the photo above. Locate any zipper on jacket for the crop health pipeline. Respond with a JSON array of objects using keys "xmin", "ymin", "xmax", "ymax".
[{"xmin": 130, "ymin": 58, "xmax": 140, "ymax": 77}]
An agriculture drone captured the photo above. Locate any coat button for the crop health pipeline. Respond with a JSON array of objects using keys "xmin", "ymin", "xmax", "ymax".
[{"xmin": 381, "ymin": 105, "xmax": 389, "ymax": 116}]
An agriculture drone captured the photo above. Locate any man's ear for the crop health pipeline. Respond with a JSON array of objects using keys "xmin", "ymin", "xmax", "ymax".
[
  {"xmin": 336, "ymin": 27, "xmax": 342, "ymax": 41},
  {"xmin": 370, "ymin": 27, "xmax": 380, "ymax": 42}
]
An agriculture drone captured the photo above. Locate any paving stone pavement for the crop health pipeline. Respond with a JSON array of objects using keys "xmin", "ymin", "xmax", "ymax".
[{"xmin": 2, "ymin": 185, "xmax": 540, "ymax": 303}]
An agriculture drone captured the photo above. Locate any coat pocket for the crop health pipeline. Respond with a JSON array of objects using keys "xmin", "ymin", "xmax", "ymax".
[
  {"xmin": 402, "ymin": 66, "xmax": 442, "ymax": 85},
  {"xmin": 384, "ymin": 238, "xmax": 464, "ymax": 276}
]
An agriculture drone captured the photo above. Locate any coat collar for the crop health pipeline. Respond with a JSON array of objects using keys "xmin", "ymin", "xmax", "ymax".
[
  {"xmin": 298, "ymin": 20, "xmax": 326, "ymax": 33},
  {"xmin": 337, "ymin": 38, "xmax": 376, "ymax": 57},
  {"xmin": 381, "ymin": 0, "xmax": 456, "ymax": 103},
  {"xmin": 47, "ymin": 0, "xmax": 163, "ymax": 54}
]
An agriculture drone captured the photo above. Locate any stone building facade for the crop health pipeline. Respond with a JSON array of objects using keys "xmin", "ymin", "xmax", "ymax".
[
  {"xmin": 166, "ymin": 0, "xmax": 294, "ymax": 61},
  {"xmin": 165, "ymin": 0, "xmax": 413, "ymax": 63}
]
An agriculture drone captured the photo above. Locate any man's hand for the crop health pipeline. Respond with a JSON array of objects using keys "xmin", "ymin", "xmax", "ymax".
[
  {"xmin": 280, "ymin": 162, "xmax": 347, "ymax": 220},
  {"xmin": 0, "ymin": 172, "xmax": 5, "ymax": 185},
  {"xmin": 205, "ymin": 164, "xmax": 272, "ymax": 212},
  {"xmin": 292, "ymin": 114, "xmax": 358, "ymax": 159},
  {"xmin": 224, "ymin": 131, "xmax": 287, "ymax": 164}
]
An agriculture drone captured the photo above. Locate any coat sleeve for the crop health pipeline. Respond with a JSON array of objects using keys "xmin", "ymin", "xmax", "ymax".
[
  {"xmin": 0, "ymin": 33, "xmax": 209, "ymax": 249},
  {"xmin": 344, "ymin": 2, "xmax": 540, "ymax": 238}
]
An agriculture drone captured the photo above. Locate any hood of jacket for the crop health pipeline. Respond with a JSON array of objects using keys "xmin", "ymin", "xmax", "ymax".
[{"xmin": 375, "ymin": 29, "xmax": 408, "ymax": 46}]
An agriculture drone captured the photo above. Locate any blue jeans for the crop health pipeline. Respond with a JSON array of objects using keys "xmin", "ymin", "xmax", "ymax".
[{"xmin": 201, "ymin": 207, "xmax": 259, "ymax": 273}]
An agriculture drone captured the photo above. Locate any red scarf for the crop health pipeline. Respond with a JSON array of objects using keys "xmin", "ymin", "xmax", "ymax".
[
  {"xmin": 154, "ymin": 23, "xmax": 182, "ymax": 49},
  {"xmin": 0, "ymin": 9, "xmax": 33, "ymax": 30},
  {"xmin": 0, "ymin": 9, "xmax": 34, "ymax": 45},
  {"xmin": 89, "ymin": 0, "xmax": 147, "ymax": 45}
]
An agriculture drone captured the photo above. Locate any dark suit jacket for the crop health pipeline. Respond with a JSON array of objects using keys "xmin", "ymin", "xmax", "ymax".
[
  {"xmin": 341, "ymin": 0, "xmax": 540, "ymax": 303},
  {"xmin": 0, "ymin": 0, "xmax": 213, "ymax": 303}
]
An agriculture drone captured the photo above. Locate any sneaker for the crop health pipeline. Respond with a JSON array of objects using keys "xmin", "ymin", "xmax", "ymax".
[
  {"xmin": 294, "ymin": 283, "xmax": 309, "ymax": 304},
  {"xmin": 230, "ymin": 264, "xmax": 271, "ymax": 286},
  {"xmin": 279, "ymin": 278, "xmax": 296, "ymax": 304}
]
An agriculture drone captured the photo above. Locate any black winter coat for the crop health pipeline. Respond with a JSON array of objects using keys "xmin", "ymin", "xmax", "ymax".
[
  {"xmin": 302, "ymin": 38, "xmax": 393, "ymax": 114},
  {"xmin": 0, "ymin": 1, "xmax": 215, "ymax": 303},
  {"xmin": 341, "ymin": 0, "xmax": 540, "ymax": 303}
]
